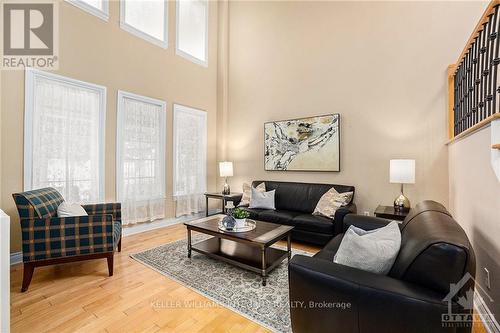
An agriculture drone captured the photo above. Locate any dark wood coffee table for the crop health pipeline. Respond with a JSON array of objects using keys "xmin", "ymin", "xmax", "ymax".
[{"xmin": 184, "ymin": 216, "xmax": 294, "ymax": 286}]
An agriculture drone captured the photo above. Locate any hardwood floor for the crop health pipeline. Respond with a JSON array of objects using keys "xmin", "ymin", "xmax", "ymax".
[
  {"xmin": 10, "ymin": 222, "xmax": 488, "ymax": 333},
  {"xmin": 10, "ymin": 222, "xmax": 316, "ymax": 333}
]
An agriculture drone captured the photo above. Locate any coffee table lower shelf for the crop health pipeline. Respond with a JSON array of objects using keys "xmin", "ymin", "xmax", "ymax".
[{"xmin": 190, "ymin": 237, "xmax": 289, "ymax": 286}]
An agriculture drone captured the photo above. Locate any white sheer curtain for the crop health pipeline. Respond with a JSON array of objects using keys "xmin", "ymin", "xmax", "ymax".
[
  {"xmin": 117, "ymin": 92, "xmax": 166, "ymax": 225},
  {"xmin": 173, "ymin": 104, "xmax": 207, "ymax": 217},
  {"xmin": 26, "ymin": 70, "xmax": 105, "ymax": 203}
]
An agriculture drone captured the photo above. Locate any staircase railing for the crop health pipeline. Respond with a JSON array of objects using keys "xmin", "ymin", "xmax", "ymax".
[{"xmin": 448, "ymin": 0, "xmax": 500, "ymax": 140}]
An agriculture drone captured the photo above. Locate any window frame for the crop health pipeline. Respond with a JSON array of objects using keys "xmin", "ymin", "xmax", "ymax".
[
  {"xmin": 116, "ymin": 90, "xmax": 167, "ymax": 202},
  {"xmin": 24, "ymin": 68, "xmax": 107, "ymax": 200},
  {"xmin": 175, "ymin": 0, "xmax": 209, "ymax": 67},
  {"xmin": 172, "ymin": 103, "xmax": 207, "ymax": 197},
  {"xmin": 120, "ymin": 0, "xmax": 169, "ymax": 49},
  {"xmin": 66, "ymin": 0, "xmax": 109, "ymax": 21}
]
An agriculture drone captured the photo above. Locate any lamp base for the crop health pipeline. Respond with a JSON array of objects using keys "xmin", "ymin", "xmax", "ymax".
[
  {"xmin": 222, "ymin": 182, "xmax": 230, "ymax": 195},
  {"xmin": 394, "ymin": 193, "xmax": 410, "ymax": 212}
]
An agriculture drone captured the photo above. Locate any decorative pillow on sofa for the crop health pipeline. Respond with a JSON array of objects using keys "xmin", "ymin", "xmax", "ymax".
[
  {"xmin": 333, "ymin": 221, "xmax": 401, "ymax": 275},
  {"xmin": 249, "ymin": 188, "xmax": 276, "ymax": 210},
  {"xmin": 313, "ymin": 188, "xmax": 353, "ymax": 219},
  {"xmin": 57, "ymin": 202, "xmax": 88, "ymax": 217},
  {"xmin": 239, "ymin": 182, "xmax": 265, "ymax": 206}
]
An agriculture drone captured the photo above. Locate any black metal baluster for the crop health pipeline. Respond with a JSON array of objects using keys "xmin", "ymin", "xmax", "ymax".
[
  {"xmin": 477, "ymin": 27, "xmax": 485, "ymax": 124},
  {"xmin": 468, "ymin": 45, "xmax": 474, "ymax": 125},
  {"xmin": 464, "ymin": 49, "xmax": 472, "ymax": 126},
  {"xmin": 487, "ymin": 9, "xmax": 498, "ymax": 117},
  {"xmin": 454, "ymin": 68, "xmax": 459, "ymax": 135},
  {"xmin": 474, "ymin": 36, "xmax": 480, "ymax": 126},
  {"xmin": 493, "ymin": 5, "xmax": 500, "ymax": 116},
  {"xmin": 459, "ymin": 62, "xmax": 465, "ymax": 133},
  {"xmin": 472, "ymin": 37, "xmax": 479, "ymax": 129},
  {"xmin": 483, "ymin": 15, "xmax": 493, "ymax": 121}
]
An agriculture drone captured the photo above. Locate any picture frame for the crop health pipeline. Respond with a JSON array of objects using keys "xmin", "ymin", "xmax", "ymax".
[{"xmin": 264, "ymin": 113, "xmax": 341, "ymax": 172}]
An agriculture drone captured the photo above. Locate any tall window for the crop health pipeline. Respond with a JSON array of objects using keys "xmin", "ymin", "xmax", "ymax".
[
  {"xmin": 66, "ymin": 0, "xmax": 109, "ymax": 21},
  {"xmin": 117, "ymin": 91, "xmax": 166, "ymax": 225},
  {"xmin": 120, "ymin": 0, "xmax": 168, "ymax": 48},
  {"xmin": 173, "ymin": 104, "xmax": 207, "ymax": 217},
  {"xmin": 24, "ymin": 69, "xmax": 106, "ymax": 203},
  {"xmin": 176, "ymin": 0, "xmax": 208, "ymax": 66}
]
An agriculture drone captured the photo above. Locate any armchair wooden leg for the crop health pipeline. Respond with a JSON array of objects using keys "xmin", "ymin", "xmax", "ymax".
[
  {"xmin": 118, "ymin": 236, "xmax": 122, "ymax": 252},
  {"xmin": 106, "ymin": 253, "xmax": 114, "ymax": 277},
  {"xmin": 21, "ymin": 262, "xmax": 35, "ymax": 292}
]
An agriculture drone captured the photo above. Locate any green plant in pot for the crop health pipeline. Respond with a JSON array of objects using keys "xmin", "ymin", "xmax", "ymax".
[{"xmin": 232, "ymin": 208, "xmax": 250, "ymax": 228}]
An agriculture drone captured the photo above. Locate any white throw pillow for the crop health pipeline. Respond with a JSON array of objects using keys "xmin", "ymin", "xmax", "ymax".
[
  {"xmin": 249, "ymin": 188, "xmax": 276, "ymax": 210},
  {"xmin": 239, "ymin": 182, "xmax": 265, "ymax": 206},
  {"xmin": 57, "ymin": 202, "xmax": 88, "ymax": 217},
  {"xmin": 333, "ymin": 221, "xmax": 401, "ymax": 275},
  {"xmin": 313, "ymin": 188, "xmax": 353, "ymax": 219}
]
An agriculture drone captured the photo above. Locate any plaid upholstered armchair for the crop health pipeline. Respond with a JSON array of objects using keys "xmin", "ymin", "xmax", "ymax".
[{"xmin": 12, "ymin": 187, "xmax": 122, "ymax": 292}]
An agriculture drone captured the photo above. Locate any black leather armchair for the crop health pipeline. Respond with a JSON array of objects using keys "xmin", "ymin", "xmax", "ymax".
[{"xmin": 289, "ymin": 201, "xmax": 476, "ymax": 333}]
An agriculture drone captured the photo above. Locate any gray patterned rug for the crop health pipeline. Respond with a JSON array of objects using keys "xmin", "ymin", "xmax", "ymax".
[{"xmin": 130, "ymin": 236, "xmax": 313, "ymax": 333}]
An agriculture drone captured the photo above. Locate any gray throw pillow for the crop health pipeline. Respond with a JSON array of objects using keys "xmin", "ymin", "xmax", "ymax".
[
  {"xmin": 333, "ymin": 221, "xmax": 401, "ymax": 275},
  {"xmin": 249, "ymin": 188, "xmax": 276, "ymax": 210}
]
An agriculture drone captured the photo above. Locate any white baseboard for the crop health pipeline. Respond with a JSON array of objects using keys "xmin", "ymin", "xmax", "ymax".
[
  {"xmin": 10, "ymin": 252, "xmax": 22, "ymax": 266},
  {"xmin": 475, "ymin": 291, "xmax": 500, "ymax": 333},
  {"xmin": 123, "ymin": 209, "xmax": 220, "ymax": 237}
]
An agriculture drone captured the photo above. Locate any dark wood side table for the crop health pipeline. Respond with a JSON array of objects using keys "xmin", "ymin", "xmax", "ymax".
[
  {"xmin": 374, "ymin": 205, "xmax": 410, "ymax": 222},
  {"xmin": 204, "ymin": 192, "xmax": 243, "ymax": 217}
]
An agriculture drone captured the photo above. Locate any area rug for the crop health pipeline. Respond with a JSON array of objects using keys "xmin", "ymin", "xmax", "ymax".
[{"xmin": 130, "ymin": 236, "xmax": 313, "ymax": 333}]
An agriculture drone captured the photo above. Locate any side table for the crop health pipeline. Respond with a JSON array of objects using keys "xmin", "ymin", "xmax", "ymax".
[
  {"xmin": 374, "ymin": 205, "xmax": 410, "ymax": 222},
  {"xmin": 204, "ymin": 192, "xmax": 243, "ymax": 217}
]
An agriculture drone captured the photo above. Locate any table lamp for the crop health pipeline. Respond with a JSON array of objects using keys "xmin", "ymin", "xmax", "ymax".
[
  {"xmin": 390, "ymin": 159, "xmax": 415, "ymax": 211},
  {"xmin": 219, "ymin": 161, "xmax": 233, "ymax": 195}
]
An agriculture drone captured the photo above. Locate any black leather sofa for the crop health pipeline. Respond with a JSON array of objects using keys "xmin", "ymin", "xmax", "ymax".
[
  {"xmin": 238, "ymin": 180, "xmax": 356, "ymax": 245},
  {"xmin": 289, "ymin": 201, "xmax": 476, "ymax": 333}
]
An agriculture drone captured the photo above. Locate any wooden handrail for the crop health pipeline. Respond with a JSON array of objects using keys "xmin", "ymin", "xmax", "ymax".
[
  {"xmin": 455, "ymin": 0, "xmax": 500, "ymax": 67},
  {"xmin": 447, "ymin": 113, "xmax": 500, "ymax": 144}
]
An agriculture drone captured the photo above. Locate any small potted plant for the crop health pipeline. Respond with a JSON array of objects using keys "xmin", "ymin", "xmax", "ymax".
[{"xmin": 232, "ymin": 208, "xmax": 250, "ymax": 228}]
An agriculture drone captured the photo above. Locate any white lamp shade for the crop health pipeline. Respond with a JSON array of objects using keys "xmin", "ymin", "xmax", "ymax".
[
  {"xmin": 219, "ymin": 161, "xmax": 233, "ymax": 177},
  {"xmin": 390, "ymin": 159, "xmax": 415, "ymax": 184}
]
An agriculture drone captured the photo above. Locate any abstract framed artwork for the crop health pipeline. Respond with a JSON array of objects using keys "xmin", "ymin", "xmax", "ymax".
[{"xmin": 264, "ymin": 114, "xmax": 340, "ymax": 172}]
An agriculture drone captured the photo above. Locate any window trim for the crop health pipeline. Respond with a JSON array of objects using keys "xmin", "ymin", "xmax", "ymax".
[
  {"xmin": 175, "ymin": 0, "xmax": 209, "ymax": 67},
  {"xmin": 172, "ymin": 103, "xmax": 207, "ymax": 197},
  {"xmin": 116, "ymin": 90, "xmax": 167, "ymax": 202},
  {"xmin": 120, "ymin": 0, "xmax": 169, "ymax": 49},
  {"xmin": 24, "ymin": 68, "xmax": 107, "ymax": 200},
  {"xmin": 65, "ymin": 0, "xmax": 109, "ymax": 21}
]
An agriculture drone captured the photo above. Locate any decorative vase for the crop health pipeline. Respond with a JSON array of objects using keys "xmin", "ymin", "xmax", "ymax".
[
  {"xmin": 234, "ymin": 218, "xmax": 246, "ymax": 229},
  {"xmin": 221, "ymin": 215, "xmax": 236, "ymax": 230}
]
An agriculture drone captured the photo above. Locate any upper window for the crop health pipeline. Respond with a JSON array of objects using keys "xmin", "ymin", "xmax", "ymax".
[
  {"xmin": 24, "ymin": 69, "xmax": 106, "ymax": 203},
  {"xmin": 116, "ymin": 91, "xmax": 166, "ymax": 224},
  {"xmin": 120, "ymin": 0, "xmax": 168, "ymax": 49},
  {"xmin": 176, "ymin": 0, "xmax": 208, "ymax": 66},
  {"xmin": 66, "ymin": 0, "xmax": 109, "ymax": 21}
]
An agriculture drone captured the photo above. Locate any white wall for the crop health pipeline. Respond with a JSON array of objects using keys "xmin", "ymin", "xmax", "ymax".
[
  {"xmin": 0, "ymin": 210, "xmax": 9, "ymax": 332},
  {"xmin": 448, "ymin": 126, "xmax": 500, "ymax": 318},
  {"xmin": 222, "ymin": 0, "xmax": 487, "ymax": 214}
]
